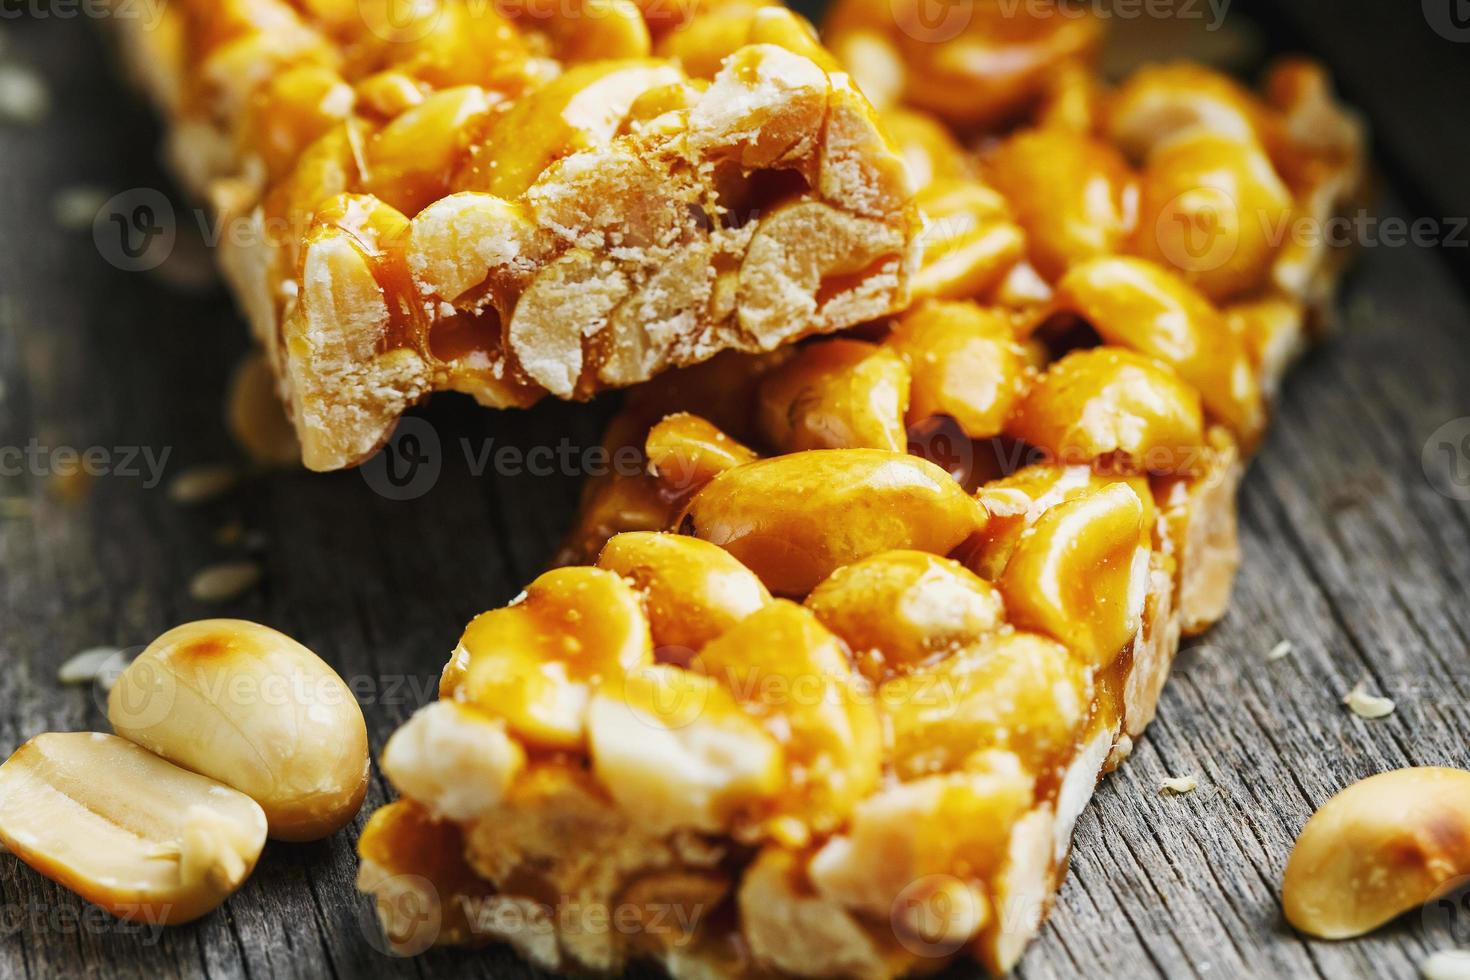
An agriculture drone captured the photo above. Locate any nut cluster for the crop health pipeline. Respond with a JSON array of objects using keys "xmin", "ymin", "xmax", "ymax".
[
  {"xmin": 112, "ymin": 0, "xmax": 921, "ymax": 470},
  {"xmin": 357, "ymin": 4, "xmax": 1368, "ymax": 976}
]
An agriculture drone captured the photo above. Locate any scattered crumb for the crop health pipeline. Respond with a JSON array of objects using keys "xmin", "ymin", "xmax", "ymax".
[
  {"xmin": 51, "ymin": 186, "xmax": 109, "ymax": 232},
  {"xmin": 0, "ymin": 63, "xmax": 49, "ymax": 125},
  {"xmin": 1422, "ymin": 949, "xmax": 1470, "ymax": 980},
  {"xmin": 214, "ymin": 520, "xmax": 245, "ymax": 547},
  {"xmin": 189, "ymin": 561, "xmax": 262, "ymax": 602},
  {"xmin": 57, "ymin": 646, "xmax": 125, "ymax": 685},
  {"xmin": 1267, "ymin": 639, "xmax": 1293, "ymax": 661},
  {"xmin": 1343, "ymin": 681, "xmax": 1395, "ymax": 720},
  {"xmin": 1160, "ymin": 775, "xmax": 1199, "ymax": 796},
  {"xmin": 167, "ymin": 463, "xmax": 239, "ymax": 505}
]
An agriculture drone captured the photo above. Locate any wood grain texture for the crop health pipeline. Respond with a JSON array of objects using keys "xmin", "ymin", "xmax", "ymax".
[{"xmin": 1, "ymin": 9, "xmax": 1469, "ymax": 980}]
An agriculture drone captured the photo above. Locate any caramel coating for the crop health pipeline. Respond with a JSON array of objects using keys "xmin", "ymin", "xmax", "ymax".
[
  {"xmin": 681, "ymin": 450, "xmax": 988, "ymax": 596},
  {"xmin": 694, "ymin": 601, "xmax": 881, "ymax": 837},
  {"xmin": 1053, "ymin": 257, "xmax": 1265, "ymax": 443},
  {"xmin": 458, "ymin": 567, "xmax": 654, "ymax": 749},
  {"xmin": 996, "ymin": 483, "xmax": 1150, "ymax": 668},
  {"xmin": 984, "ymin": 128, "xmax": 1136, "ymax": 282},
  {"xmin": 883, "ymin": 630, "xmax": 1090, "ymax": 779},
  {"xmin": 1008, "ymin": 346, "xmax": 1206, "ymax": 472},
  {"xmin": 805, "ymin": 550, "xmax": 1004, "ymax": 683},
  {"xmin": 1132, "ymin": 131, "xmax": 1293, "ymax": 303},
  {"xmin": 884, "ymin": 301, "xmax": 1030, "ymax": 440},
  {"xmin": 756, "ymin": 340, "xmax": 911, "ymax": 453},
  {"xmin": 597, "ymin": 531, "xmax": 772, "ymax": 658}
]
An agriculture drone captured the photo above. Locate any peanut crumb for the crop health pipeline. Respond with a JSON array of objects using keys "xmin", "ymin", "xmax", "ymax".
[
  {"xmin": 1343, "ymin": 681, "xmax": 1395, "ymax": 720},
  {"xmin": 1160, "ymin": 775, "xmax": 1198, "ymax": 795},
  {"xmin": 1422, "ymin": 950, "xmax": 1470, "ymax": 980},
  {"xmin": 189, "ymin": 561, "xmax": 262, "ymax": 602},
  {"xmin": 168, "ymin": 464, "xmax": 239, "ymax": 505},
  {"xmin": 0, "ymin": 64, "xmax": 49, "ymax": 125},
  {"xmin": 57, "ymin": 646, "xmax": 125, "ymax": 685},
  {"xmin": 1266, "ymin": 639, "xmax": 1293, "ymax": 661},
  {"xmin": 52, "ymin": 186, "xmax": 109, "ymax": 232}
]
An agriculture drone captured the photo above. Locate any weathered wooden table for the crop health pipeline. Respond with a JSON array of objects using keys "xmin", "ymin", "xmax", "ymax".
[{"xmin": 2, "ymin": 4, "xmax": 1469, "ymax": 978}]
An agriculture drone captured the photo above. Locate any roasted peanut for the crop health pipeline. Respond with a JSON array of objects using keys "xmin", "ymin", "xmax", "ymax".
[
  {"xmin": 462, "ymin": 60, "xmax": 685, "ymax": 199},
  {"xmin": 457, "ymin": 566, "xmax": 653, "ymax": 749},
  {"xmin": 356, "ymin": 799, "xmax": 497, "ymax": 953},
  {"xmin": 809, "ymin": 752, "xmax": 1033, "ymax": 937},
  {"xmin": 362, "ymin": 85, "xmax": 495, "ymax": 216},
  {"xmin": 1133, "ymin": 131, "xmax": 1293, "ymax": 303},
  {"xmin": 984, "ymin": 128, "xmax": 1137, "ymax": 282},
  {"xmin": 1053, "ymin": 256, "xmax": 1265, "ymax": 443},
  {"xmin": 756, "ymin": 339, "xmax": 911, "ymax": 453},
  {"xmin": 380, "ymin": 701, "xmax": 526, "ymax": 823},
  {"xmin": 884, "ymin": 300, "xmax": 1030, "ymax": 440},
  {"xmin": 644, "ymin": 412, "xmax": 759, "ymax": 502},
  {"xmin": 1106, "ymin": 62, "xmax": 1264, "ymax": 164},
  {"xmin": 695, "ymin": 601, "xmax": 881, "ymax": 839},
  {"xmin": 996, "ymin": 483, "xmax": 1151, "ymax": 668},
  {"xmin": 587, "ymin": 664, "xmax": 784, "ymax": 833},
  {"xmin": 597, "ymin": 531, "xmax": 771, "ymax": 658},
  {"xmin": 529, "ymin": 0, "xmax": 651, "ymax": 64},
  {"xmin": 805, "ymin": 550, "xmax": 1004, "ymax": 683},
  {"xmin": 681, "ymin": 449, "xmax": 987, "ymax": 596},
  {"xmin": 0, "ymin": 732, "xmax": 267, "ymax": 925},
  {"xmin": 969, "ymin": 463, "xmax": 1155, "ymax": 582},
  {"xmin": 108, "ymin": 619, "xmax": 370, "ymax": 841},
  {"xmin": 240, "ymin": 64, "xmax": 353, "ymax": 181},
  {"xmin": 882, "ymin": 629, "xmax": 1090, "ymax": 779},
  {"xmin": 227, "ymin": 350, "xmax": 300, "ymax": 467},
  {"xmin": 881, "ymin": 108, "xmax": 974, "ymax": 191},
  {"xmin": 1007, "ymin": 346, "xmax": 1206, "ymax": 472},
  {"xmin": 657, "ymin": 5, "xmax": 833, "ymax": 79},
  {"xmin": 911, "ymin": 179, "xmax": 1027, "ymax": 302},
  {"xmin": 1283, "ymin": 768, "xmax": 1470, "ymax": 939}
]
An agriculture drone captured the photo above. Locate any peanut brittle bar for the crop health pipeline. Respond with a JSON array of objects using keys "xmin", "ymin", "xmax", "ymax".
[
  {"xmin": 358, "ymin": 32, "xmax": 1365, "ymax": 977},
  {"xmin": 110, "ymin": 0, "xmax": 919, "ymax": 469}
]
